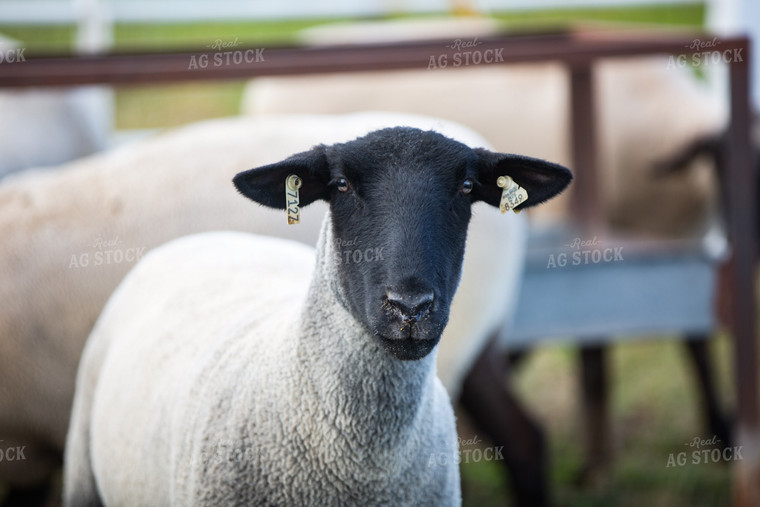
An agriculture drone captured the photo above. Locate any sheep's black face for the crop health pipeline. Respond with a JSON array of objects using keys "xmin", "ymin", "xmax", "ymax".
[
  {"xmin": 233, "ymin": 126, "xmax": 573, "ymax": 361},
  {"xmin": 325, "ymin": 129, "xmax": 475, "ymax": 360}
]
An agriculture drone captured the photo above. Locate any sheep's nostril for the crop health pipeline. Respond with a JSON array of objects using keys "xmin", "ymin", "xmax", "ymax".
[{"xmin": 385, "ymin": 290, "xmax": 434, "ymax": 322}]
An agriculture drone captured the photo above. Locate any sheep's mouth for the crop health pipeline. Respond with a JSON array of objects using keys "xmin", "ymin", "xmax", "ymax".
[
  {"xmin": 375, "ymin": 334, "xmax": 439, "ymax": 361},
  {"xmin": 368, "ymin": 299, "xmax": 446, "ymax": 360}
]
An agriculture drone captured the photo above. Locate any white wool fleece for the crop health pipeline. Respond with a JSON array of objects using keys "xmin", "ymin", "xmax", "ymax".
[{"xmin": 65, "ymin": 215, "xmax": 460, "ymax": 506}]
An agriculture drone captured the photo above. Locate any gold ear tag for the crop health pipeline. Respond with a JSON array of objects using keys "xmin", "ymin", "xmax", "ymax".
[
  {"xmin": 285, "ymin": 174, "xmax": 302, "ymax": 225},
  {"xmin": 496, "ymin": 175, "xmax": 528, "ymax": 214}
]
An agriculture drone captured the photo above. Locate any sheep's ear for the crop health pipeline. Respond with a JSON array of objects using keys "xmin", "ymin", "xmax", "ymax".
[
  {"xmin": 233, "ymin": 145, "xmax": 331, "ymax": 208},
  {"xmin": 472, "ymin": 148, "xmax": 572, "ymax": 210}
]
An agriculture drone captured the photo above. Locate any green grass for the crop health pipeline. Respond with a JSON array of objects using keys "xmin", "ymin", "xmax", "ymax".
[
  {"xmin": 113, "ymin": 81, "xmax": 246, "ymax": 130},
  {"xmin": 111, "ymin": 18, "xmax": 355, "ymax": 51},
  {"xmin": 456, "ymin": 335, "xmax": 734, "ymax": 506},
  {"xmin": 0, "ymin": 19, "xmax": 340, "ymax": 54},
  {"xmin": 0, "ymin": 24, "xmax": 75, "ymax": 54},
  {"xmin": 0, "ymin": 3, "xmax": 704, "ymax": 55},
  {"xmin": 0, "ymin": 4, "xmax": 706, "ymax": 54},
  {"xmin": 493, "ymin": 2, "xmax": 704, "ymax": 30}
]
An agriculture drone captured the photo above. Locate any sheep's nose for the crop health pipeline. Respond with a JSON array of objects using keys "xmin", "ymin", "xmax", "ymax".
[{"xmin": 385, "ymin": 290, "xmax": 435, "ymax": 322}]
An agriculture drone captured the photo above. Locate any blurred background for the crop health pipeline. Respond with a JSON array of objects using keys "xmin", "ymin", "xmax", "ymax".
[
  {"xmin": 0, "ymin": 0, "xmax": 749, "ymax": 134},
  {"xmin": 0, "ymin": 0, "xmax": 758, "ymax": 506}
]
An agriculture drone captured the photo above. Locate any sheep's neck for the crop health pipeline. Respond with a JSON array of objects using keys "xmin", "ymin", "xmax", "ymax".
[{"xmin": 294, "ymin": 215, "xmax": 438, "ymax": 459}]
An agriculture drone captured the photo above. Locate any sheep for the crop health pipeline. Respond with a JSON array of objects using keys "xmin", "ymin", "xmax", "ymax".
[
  {"xmin": 0, "ymin": 86, "xmax": 109, "ymax": 179},
  {"xmin": 0, "ymin": 33, "xmax": 108, "ymax": 180},
  {"xmin": 654, "ymin": 112, "xmax": 760, "ymax": 329},
  {"xmin": 0, "ymin": 111, "xmax": 528, "ymax": 503},
  {"xmin": 63, "ymin": 126, "xmax": 572, "ymax": 505}
]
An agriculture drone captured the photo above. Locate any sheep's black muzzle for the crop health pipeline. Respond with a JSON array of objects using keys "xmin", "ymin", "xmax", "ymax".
[
  {"xmin": 377, "ymin": 334, "xmax": 439, "ymax": 361},
  {"xmin": 372, "ymin": 287, "xmax": 446, "ymax": 361}
]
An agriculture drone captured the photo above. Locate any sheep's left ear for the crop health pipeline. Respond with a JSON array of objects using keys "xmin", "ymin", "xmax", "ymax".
[
  {"xmin": 472, "ymin": 148, "xmax": 573, "ymax": 210},
  {"xmin": 233, "ymin": 145, "xmax": 331, "ymax": 209}
]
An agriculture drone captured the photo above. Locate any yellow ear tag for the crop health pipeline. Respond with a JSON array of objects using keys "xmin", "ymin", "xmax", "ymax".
[
  {"xmin": 496, "ymin": 175, "xmax": 528, "ymax": 215},
  {"xmin": 285, "ymin": 174, "xmax": 302, "ymax": 225}
]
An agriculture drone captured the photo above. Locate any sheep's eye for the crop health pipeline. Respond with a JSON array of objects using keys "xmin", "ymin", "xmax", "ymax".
[
  {"xmin": 461, "ymin": 179, "xmax": 474, "ymax": 195},
  {"xmin": 336, "ymin": 178, "xmax": 349, "ymax": 193}
]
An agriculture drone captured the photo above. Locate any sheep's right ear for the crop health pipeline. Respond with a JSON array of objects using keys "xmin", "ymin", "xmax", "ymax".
[{"xmin": 233, "ymin": 145, "xmax": 332, "ymax": 209}]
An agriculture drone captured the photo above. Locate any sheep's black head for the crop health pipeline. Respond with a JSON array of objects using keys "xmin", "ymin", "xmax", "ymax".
[{"xmin": 234, "ymin": 127, "xmax": 571, "ymax": 361}]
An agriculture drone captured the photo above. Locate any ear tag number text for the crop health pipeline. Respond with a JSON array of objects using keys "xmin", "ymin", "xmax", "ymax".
[
  {"xmin": 285, "ymin": 174, "xmax": 302, "ymax": 225},
  {"xmin": 497, "ymin": 175, "xmax": 528, "ymax": 214}
]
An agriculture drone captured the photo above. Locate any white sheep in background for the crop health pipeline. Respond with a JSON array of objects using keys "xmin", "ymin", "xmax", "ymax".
[
  {"xmin": 0, "ymin": 32, "xmax": 109, "ymax": 180},
  {"xmin": 0, "ymin": 86, "xmax": 109, "ymax": 179},
  {"xmin": 0, "ymin": 112, "xmax": 527, "ymax": 501},
  {"xmin": 63, "ymin": 126, "xmax": 571, "ymax": 505}
]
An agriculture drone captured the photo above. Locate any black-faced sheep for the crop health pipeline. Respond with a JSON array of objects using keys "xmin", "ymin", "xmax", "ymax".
[{"xmin": 63, "ymin": 126, "xmax": 571, "ymax": 505}]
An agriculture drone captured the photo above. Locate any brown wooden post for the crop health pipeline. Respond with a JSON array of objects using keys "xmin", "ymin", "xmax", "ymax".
[
  {"xmin": 569, "ymin": 61, "xmax": 611, "ymax": 481},
  {"xmin": 569, "ymin": 61, "xmax": 604, "ymax": 235},
  {"xmin": 725, "ymin": 37, "xmax": 759, "ymax": 507}
]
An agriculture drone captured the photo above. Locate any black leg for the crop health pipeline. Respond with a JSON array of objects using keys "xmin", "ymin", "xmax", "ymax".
[
  {"xmin": 1, "ymin": 481, "xmax": 53, "ymax": 507},
  {"xmin": 575, "ymin": 343, "xmax": 611, "ymax": 486},
  {"xmin": 460, "ymin": 336, "xmax": 549, "ymax": 507},
  {"xmin": 683, "ymin": 335, "xmax": 733, "ymax": 450},
  {"xmin": 505, "ymin": 347, "xmax": 530, "ymax": 369}
]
